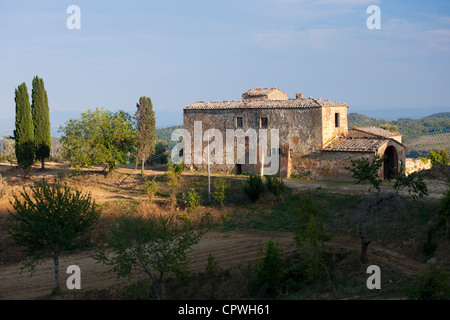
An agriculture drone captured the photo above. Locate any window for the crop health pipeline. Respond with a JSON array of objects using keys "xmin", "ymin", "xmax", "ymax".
[
  {"xmin": 260, "ymin": 117, "xmax": 268, "ymax": 129},
  {"xmin": 335, "ymin": 113, "xmax": 340, "ymax": 128},
  {"xmin": 236, "ymin": 117, "xmax": 243, "ymax": 128}
]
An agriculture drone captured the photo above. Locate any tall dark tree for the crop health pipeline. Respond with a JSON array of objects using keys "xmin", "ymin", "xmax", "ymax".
[
  {"xmin": 135, "ymin": 96, "xmax": 156, "ymax": 174},
  {"xmin": 32, "ymin": 76, "xmax": 51, "ymax": 170},
  {"xmin": 14, "ymin": 82, "xmax": 35, "ymax": 176}
]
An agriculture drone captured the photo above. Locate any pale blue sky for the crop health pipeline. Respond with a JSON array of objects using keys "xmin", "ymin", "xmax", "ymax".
[{"xmin": 1, "ymin": 0, "xmax": 449, "ymax": 128}]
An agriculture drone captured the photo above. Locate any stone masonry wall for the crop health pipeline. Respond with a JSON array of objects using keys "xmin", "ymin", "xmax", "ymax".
[
  {"xmin": 291, "ymin": 150, "xmax": 371, "ymax": 181},
  {"xmin": 405, "ymin": 158, "xmax": 432, "ymax": 175},
  {"xmin": 183, "ymin": 107, "xmax": 324, "ymax": 174},
  {"xmin": 321, "ymin": 106, "xmax": 348, "ymax": 146}
]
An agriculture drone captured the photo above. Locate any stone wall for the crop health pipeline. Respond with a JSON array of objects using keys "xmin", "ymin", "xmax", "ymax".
[
  {"xmin": 267, "ymin": 90, "xmax": 288, "ymax": 101},
  {"xmin": 291, "ymin": 150, "xmax": 371, "ymax": 181},
  {"xmin": 405, "ymin": 158, "xmax": 432, "ymax": 175},
  {"xmin": 321, "ymin": 106, "xmax": 349, "ymax": 146},
  {"xmin": 183, "ymin": 107, "xmax": 325, "ymax": 174}
]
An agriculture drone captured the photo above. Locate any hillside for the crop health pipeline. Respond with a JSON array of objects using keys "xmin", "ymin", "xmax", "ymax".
[
  {"xmin": 156, "ymin": 125, "xmax": 183, "ymax": 149},
  {"xmin": 348, "ymin": 112, "xmax": 450, "ymax": 157},
  {"xmin": 422, "ymin": 112, "xmax": 450, "ymax": 119}
]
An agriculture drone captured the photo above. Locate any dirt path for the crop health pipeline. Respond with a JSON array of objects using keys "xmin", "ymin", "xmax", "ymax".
[{"xmin": 0, "ymin": 230, "xmax": 426, "ymax": 300}]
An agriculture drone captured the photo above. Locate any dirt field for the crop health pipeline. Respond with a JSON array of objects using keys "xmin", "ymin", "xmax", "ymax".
[{"xmin": 0, "ymin": 161, "xmax": 448, "ymax": 300}]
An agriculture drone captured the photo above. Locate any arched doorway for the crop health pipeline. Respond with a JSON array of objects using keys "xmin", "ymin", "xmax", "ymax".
[{"xmin": 383, "ymin": 146, "xmax": 398, "ymax": 179}]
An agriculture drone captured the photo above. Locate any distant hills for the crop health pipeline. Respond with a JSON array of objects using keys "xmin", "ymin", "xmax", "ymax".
[
  {"xmin": 422, "ymin": 112, "xmax": 450, "ymax": 119},
  {"xmin": 156, "ymin": 112, "xmax": 450, "ymax": 159},
  {"xmin": 348, "ymin": 112, "xmax": 450, "ymax": 141},
  {"xmin": 348, "ymin": 112, "xmax": 450, "ymax": 157},
  {"xmin": 156, "ymin": 125, "xmax": 183, "ymax": 149}
]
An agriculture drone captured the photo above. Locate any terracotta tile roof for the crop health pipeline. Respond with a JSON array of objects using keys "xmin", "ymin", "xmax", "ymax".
[
  {"xmin": 243, "ymin": 88, "xmax": 276, "ymax": 97},
  {"xmin": 185, "ymin": 98, "xmax": 347, "ymax": 110},
  {"xmin": 324, "ymin": 137, "xmax": 387, "ymax": 152},
  {"xmin": 353, "ymin": 127, "xmax": 401, "ymax": 137}
]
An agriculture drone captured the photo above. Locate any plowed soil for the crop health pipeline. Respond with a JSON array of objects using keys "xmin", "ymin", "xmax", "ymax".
[{"xmin": 0, "ymin": 161, "xmax": 447, "ymax": 299}]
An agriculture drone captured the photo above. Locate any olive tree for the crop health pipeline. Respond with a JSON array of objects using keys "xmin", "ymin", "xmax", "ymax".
[
  {"xmin": 6, "ymin": 179, "xmax": 100, "ymax": 292},
  {"xmin": 347, "ymin": 155, "xmax": 428, "ymax": 264},
  {"xmin": 60, "ymin": 108, "xmax": 136, "ymax": 173},
  {"xmin": 93, "ymin": 212, "xmax": 206, "ymax": 300}
]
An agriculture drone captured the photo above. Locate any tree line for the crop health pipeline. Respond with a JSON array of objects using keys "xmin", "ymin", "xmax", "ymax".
[
  {"xmin": 12, "ymin": 79, "xmax": 167, "ymax": 175},
  {"xmin": 59, "ymin": 96, "xmax": 169, "ymax": 174}
]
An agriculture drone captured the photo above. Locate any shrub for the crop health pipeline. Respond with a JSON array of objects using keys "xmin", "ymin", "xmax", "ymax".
[
  {"xmin": 242, "ymin": 174, "xmax": 265, "ymax": 202},
  {"xmin": 252, "ymin": 238, "xmax": 285, "ymax": 298},
  {"xmin": 265, "ymin": 175, "xmax": 286, "ymax": 201},
  {"xmin": 144, "ymin": 178, "xmax": 158, "ymax": 201},
  {"xmin": 165, "ymin": 161, "xmax": 183, "ymax": 187},
  {"xmin": 294, "ymin": 195, "xmax": 331, "ymax": 284},
  {"xmin": 182, "ymin": 188, "xmax": 201, "ymax": 213},
  {"xmin": 427, "ymin": 151, "xmax": 442, "ymax": 166},
  {"xmin": 212, "ymin": 178, "xmax": 229, "ymax": 207},
  {"xmin": 407, "ymin": 265, "xmax": 450, "ymax": 300}
]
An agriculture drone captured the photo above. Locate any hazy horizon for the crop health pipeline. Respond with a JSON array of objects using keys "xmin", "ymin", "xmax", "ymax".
[{"xmin": 1, "ymin": 0, "xmax": 449, "ymax": 129}]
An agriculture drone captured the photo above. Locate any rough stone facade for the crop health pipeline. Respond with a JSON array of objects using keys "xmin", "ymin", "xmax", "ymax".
[
  {"xmin": 405, "ymin": 158, "xmax": 432, "ymax": 175},
  {"xmin": 183, "ymin": 88, "xmax": 412, "ymax": 180}
]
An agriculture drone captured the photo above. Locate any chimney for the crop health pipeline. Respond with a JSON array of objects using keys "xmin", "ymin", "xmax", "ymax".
[{"xmin": 296, "ymin": 93, "xmax": 304, "ymax": 99}]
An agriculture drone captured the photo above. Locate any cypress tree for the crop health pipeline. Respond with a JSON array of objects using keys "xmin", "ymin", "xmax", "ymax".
[
  {"xmin": 135, "ymin": 97, "xmax": 156, "ymax": 174},
  {"xmin": 31, "ymin": 76, "xmax": 51, "ymax": 169},
  {"xmin": 14, "ymin": 82, "xmax": 35, "ymax": 176}
]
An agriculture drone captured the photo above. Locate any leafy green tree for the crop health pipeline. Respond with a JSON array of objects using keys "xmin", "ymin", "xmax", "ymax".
[
  {"xmin": 347, "ymin": 156, "xmax": 428, "ymax": 264},
  {"xmin": 346, "ymin": 154, "xmax": 384, "ymax": 192},
  {"xmin": 31, "ymin": 76, "xmax": 51, "ymax": 170},
  {"xmin": 14, "ymin": 82, "xmax": 35, "ymax": 176},
  {"xmin": 93, "ymin": 212, "xmax": 205, "ymax": 300},
  {"xmin": 60, "ymin": 108, "xmax": 136, "ymax": 173},
  {"xmin": 427, "ymin": 148, "xmax": 449, "ymax": 166},
  {"xmin": 136, "ymin": 97, "xmax": 156, "ymax": 174},
  {"xmin": 6, "ymin": 179, "xmax": 100, "ymax": 292},
  {"xmin": 427, "ymin": 151, "xmax": 443, "ymax": 166},
  {"xmin": 380, "ymin": 123, "xmax": 399, "ymax": 133},
  {"xmin": 153, "ymin": 140, "xmax": 169, "ymax": 164},
  {"xmin": 253, "ymin": 238, "xmax": 285, "ymax": 298}
]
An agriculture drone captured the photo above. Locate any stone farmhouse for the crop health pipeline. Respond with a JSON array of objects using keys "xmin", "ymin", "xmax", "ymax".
[{"xmin": 183, "ymin": 87, "xmax": 413, "ymax": 180}]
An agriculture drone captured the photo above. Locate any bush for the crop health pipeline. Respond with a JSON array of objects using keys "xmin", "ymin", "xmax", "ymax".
[
  {"xmin": 427, "ymin": 151, "xmax": 443, "ymax": 166},
  {"xmin": 252, "ymin": 238, "xmax": 285, "ymax": 298},
  {"xmin": 294, "ymin": 195, "xmax": 331, "ymax": 283},
  {"xmin": 407, "ymin": 265, "xmax": 450, "ymax": 300},
  {"xmin": 242, "ymin": 174, "xmax": 265, "ymax": 202},
  {"xmin": 144, "ymin": 178, "xmax": 158, "ymax": 201},
  {"xmin": 165, "ymin": 161, "xmax": 183, "ymax": 187},
  {"xmin": 182, "ymin": 188, "xmax": 201, "ymax": 213},
  {"xmin": 212, "ymin": 178, "xmax": 229, "ymax": 207},
  {"xmin": 265, "ymin": 175, "xmax": 286, "ymax": 201}
]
